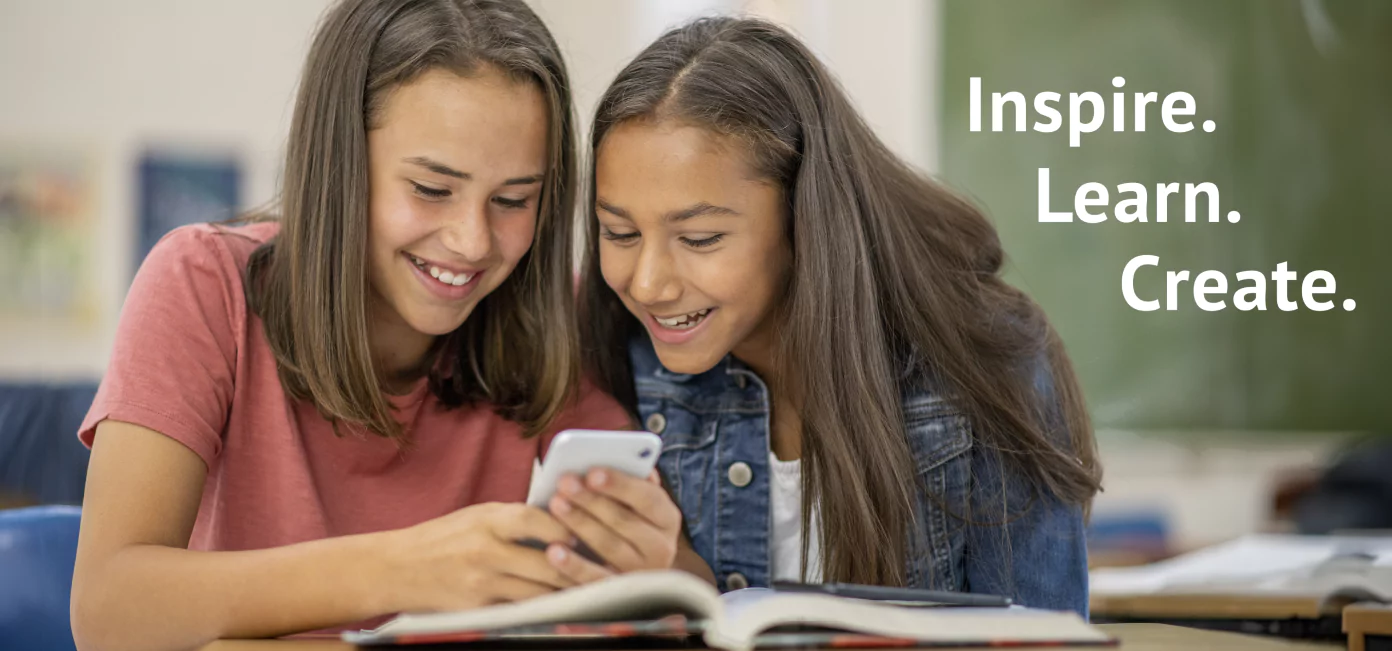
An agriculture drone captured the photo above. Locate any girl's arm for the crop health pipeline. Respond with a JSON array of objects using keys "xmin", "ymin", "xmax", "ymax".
[{"xmin": 71, "ymin": 420, "xmax": 578, "ymax": 651}]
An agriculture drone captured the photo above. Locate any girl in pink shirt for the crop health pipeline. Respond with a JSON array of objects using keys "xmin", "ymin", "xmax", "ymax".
[{"xmin": 70, "ymin": 1, "xmax": 711, "ymax": 649}]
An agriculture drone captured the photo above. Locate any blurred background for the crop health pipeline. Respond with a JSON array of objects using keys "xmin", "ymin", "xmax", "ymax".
[{"xmin": 1, "ymin": 0, "xmax": 1389, "ymax": 564}]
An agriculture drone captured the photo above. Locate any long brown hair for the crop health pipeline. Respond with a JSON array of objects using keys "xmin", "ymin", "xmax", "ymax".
[
  {"xmin": 579, "ymin": 17, "xmax": 1101, "ymax": 586},
  {"xmin": 244, "ymin": 0, "xmax": 579, "ymax": 439}
]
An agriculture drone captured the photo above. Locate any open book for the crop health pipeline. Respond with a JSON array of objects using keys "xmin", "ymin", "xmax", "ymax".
[
  {"xmin": 1091, "ymin": 534, "xmax": 1392, "ymax": 618},
  {"xmin": 344, "ymin": 570, "xmax": 1111, "ymax": 649}
]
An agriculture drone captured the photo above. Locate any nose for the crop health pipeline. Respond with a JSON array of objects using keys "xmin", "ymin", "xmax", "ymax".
[
  {"xmin": 439, "ymin": 199, "xmax": 494, "ymax": 263},
  {"xmin": 627, "ymin": 240, "xmax": 682, "ymax": 306}
]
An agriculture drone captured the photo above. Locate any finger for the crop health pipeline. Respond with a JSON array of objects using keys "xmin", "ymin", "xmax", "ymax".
[
  {"xmin": 549, "ymin": 492, "xmax": 644, "ymax": 571},
  {"xmin": 546, "ymin": 543, "xmax": 614, "ymax": 585},
  {"xmin": 582, "ymin": 469, "xmax": 683, "ymax": 532},
  {"xmin": 560, "ymin": 476, "xmax": 645, "ymax": 534},
  {"xmin": 565, "ymin": 476, "xmax": 680, "ymax": 559},
  {"xmin": 488, "ymin": 504, "xmax": 572, "ymax": 545},
  {"xmin": 559, "ymin": 475, "xmax": 662, "ymax": 542},
  {"xmin": 483, "ymin": 539, "xmax": 580, "ymax": 590},
  {"xmin": 567, "ymin": 486, "xmax": 678, "ymax": 568}
]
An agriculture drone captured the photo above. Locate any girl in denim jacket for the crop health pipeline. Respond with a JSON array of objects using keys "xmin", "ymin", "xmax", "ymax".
[{"xmin": 578, "ymin": 16, "xmax": 1102, "ymax": 617}]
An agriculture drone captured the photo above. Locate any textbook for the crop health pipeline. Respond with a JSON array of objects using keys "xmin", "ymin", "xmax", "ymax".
[
  {"xmin": 1090, "ymin": 534, "xmax": 1392, "ymax": 637},
  {"xmin": 344, "ymin": 570, "xmax": 1113, "ymax": 649},
  {"xmin": 1091, "ymin": 534, "xmax": 1392, "ymax": 613}
]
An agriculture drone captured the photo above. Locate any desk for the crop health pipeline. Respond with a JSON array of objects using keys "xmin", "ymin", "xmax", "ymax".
[
  {"xmin": 201, "ymin": 624, "xmax": 1341, "ymax": 651},
  {"xmin": 1345, "ymin": 603, "xmax": 1392, "ymax": 651},
  {"xmin": 1092, "ymin": 592, "xmax": 1333, "ymax": 620}
]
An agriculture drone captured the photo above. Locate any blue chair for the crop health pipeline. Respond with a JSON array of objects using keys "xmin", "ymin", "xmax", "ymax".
[
  {"xmin": 0, "ymin": 382, "xmax": 98, "ymax": 505},
  {"xmin": 0, "ymin": 505, "xmax": 82, "ymax": 651}
]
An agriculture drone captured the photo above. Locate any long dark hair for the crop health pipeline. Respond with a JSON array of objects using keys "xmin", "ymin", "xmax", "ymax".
[
  {"xmin": 244, "ymin": 0, "xmax": 579, "ymax": 439},
  {"xmin": 579, "ymin": 17, "xmax": 1101, "ymax": 586}
]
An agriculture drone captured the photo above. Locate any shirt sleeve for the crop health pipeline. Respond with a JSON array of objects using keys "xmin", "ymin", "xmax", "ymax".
[
  {"xmin": 963, "ymin": 442, "xmax": 1090, "ymax": 616},
  {"xmin": 78, "ymin": 226, "xmax": 243, "ymax": 468},
  {"xmin": 962, "ymin": 350, "xmax": 1090, "ymax": 618}
]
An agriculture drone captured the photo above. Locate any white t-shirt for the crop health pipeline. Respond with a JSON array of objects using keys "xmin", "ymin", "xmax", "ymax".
[{"xmin": 768, "ymin": 451, "xmax": 823, "ymax": 583}]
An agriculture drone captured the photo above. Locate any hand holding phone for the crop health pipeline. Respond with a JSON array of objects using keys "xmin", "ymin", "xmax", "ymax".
[{"xmin": 520, "ymin": 430, "xmax": 684, "ymax": 584}]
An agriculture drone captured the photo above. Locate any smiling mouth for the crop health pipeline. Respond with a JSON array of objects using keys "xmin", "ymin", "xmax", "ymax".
[
  {"xmin": 652, "ymin": 308, "xmax": 712, "ymax": 330},
  {"xmin": 407, "ymin": 254, "xmax": 477, "ymax": 287}
]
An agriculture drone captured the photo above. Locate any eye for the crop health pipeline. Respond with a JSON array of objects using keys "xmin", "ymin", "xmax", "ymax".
[
  {"xmin": 680, "ymin": 234, "xmax": 724, "ymax": 249},
  {"xmin": 410, "ymin": 181, "xmax": 451, "ymax": 200},
  {"xmin": 601, "ymin": 226, "xmax": 640, "ymax": 244},
  {"xmin": 493, "ymin": 196, "xmax": 530, "ymax": 210}
]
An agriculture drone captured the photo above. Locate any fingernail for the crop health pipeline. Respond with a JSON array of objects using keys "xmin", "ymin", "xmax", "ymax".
[
  {"xmin": 589, "ymin": 469, "xmax": 609, "ymax": 487},
  {"xmin": 548, "ymin": 545, "xmax": 568, "ymax": 564},
  {"xmin": 551, "ymin": 497, "xmax": 571, "ymax": 515},
  {"xmin": 560, "ymin": 476, "xmax": 583, "ymax": 495}
]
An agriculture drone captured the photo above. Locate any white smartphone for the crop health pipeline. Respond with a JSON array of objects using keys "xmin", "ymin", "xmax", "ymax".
[{"xmin": 525, "ymin": 429, "xmax": 663, "ymax": 508}]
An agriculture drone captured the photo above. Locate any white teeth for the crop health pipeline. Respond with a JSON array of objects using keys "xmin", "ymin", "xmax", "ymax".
[
  {"xmin": 655, "ymin": 308, "xmax": 711, "ymax": 329},
  {"xmin": 412, "ymin": 255, "xmax": 473, "ymax": 288}
]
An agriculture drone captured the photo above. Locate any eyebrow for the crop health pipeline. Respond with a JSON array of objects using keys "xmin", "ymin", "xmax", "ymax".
[
  {"xmin": 404, "ymin": 156, "xmax": 543, "ymax": 186},
  {"xmin": 595, "ymin": 198, "xmax": 740, "ymax": 222}
]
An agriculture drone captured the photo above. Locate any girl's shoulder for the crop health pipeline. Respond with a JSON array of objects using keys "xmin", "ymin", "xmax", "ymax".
[
  {"xmin": 78, "ymin": 221, "xmax": 282, "ymax": 464},
  {"xmin": 128, "ymin": 219, "xmax": 284, "ymax": 344},
  {"xmin": 134, "ymin": 220, "xmax": 281, "ymax": 312},
  {"xmin": 151, "ymin": 220, "xmax": 280, "ymax": 271}
]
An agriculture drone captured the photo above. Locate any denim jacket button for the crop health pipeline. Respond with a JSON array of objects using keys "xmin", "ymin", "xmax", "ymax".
[
  {"xmin": 645, "ymin": 412, "xmax": 666, "ymax": 434},
  {"xmin": 726, "ymin": 572, "xmax": 749, "ymax": 590},
  {"xmin": 727, "ymin": 461, "xmax": 753, "ymax": 487}
]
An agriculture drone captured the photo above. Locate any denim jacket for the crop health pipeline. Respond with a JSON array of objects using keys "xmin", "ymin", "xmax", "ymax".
[{"xmin": 629, "ymin": 336, "xmax": 1090, "ymax": 617}]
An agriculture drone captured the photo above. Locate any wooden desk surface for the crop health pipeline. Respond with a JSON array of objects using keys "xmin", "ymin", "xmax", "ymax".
[
  {"xmin": 1091, "ymin": 592, "xmax": 1334, "ymax": 619},
  {"xmin": 201, "ymin": 623, "xmax": 1341, "ymax": 651}
]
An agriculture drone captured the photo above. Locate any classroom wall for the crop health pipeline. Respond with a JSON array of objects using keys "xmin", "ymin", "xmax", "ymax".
[{"xmin": 0, "ymin": 0, "xmax": 332, "ymax": 380}]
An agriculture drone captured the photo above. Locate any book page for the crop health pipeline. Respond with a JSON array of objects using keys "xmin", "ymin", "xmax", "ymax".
[
  {"xmin": 1091, "ymin": 534, "xmax": 1392, "ymax": 595},
  {"xmin": 343, "ymin": 570, "xmax": 720, "ymax": 644},
  {"xmin": 706, "ymin": 590, "xmax": 1107, "ymax": 651},
  {"xmin": 718, "ymin": 588, "xmax": 781, "ymax": 622}
]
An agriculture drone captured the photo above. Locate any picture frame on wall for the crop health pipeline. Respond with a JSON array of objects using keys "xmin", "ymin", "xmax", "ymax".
[
  {"xmin": 0, "ymin": 145, "xmax": 100, "ymax": 328},
  {"xmin": 136, "ymin": 149, "xmax": 242, "ymax": 267}
]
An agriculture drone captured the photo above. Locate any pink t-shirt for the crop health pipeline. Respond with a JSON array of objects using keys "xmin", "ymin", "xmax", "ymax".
[{"xmin": 80, "ymin": 222, "xmax": 633, "ymax": 552}]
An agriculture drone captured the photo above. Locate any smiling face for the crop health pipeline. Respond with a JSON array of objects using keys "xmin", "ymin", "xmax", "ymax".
[
  {"xmin": 594, "ymin": 120, "xmax": 792, "ymax": 376},
  {"xmin": 365, "ymin": 66, "xmax": 548, "ymax": 363}
]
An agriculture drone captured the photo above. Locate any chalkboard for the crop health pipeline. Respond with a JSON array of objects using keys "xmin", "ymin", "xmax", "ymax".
[{"xmin": 938, "ymin": 0, "xmax": 1392, "ymax": 432}]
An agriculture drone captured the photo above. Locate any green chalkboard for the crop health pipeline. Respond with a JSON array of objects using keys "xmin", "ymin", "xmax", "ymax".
[{"xmin": 938, "ymin": 0, "xmax": 1392, "ymax": 433}]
